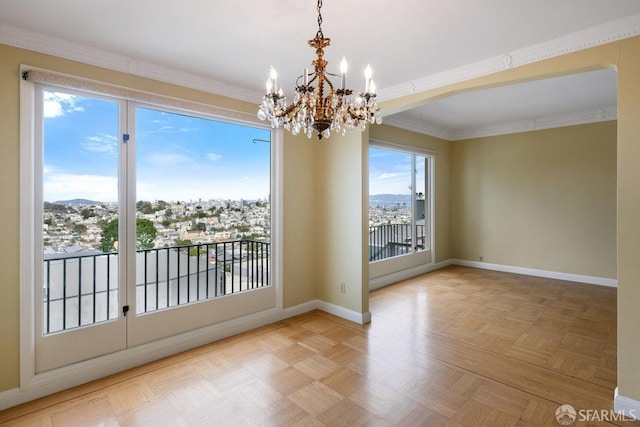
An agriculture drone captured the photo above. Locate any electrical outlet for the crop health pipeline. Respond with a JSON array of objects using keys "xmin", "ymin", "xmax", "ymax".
[
  {"xmin": 340, "ymin": 282, "xmax": 346, "ymax": 293},
  {"xmin": 479, "ymin": 256, "xmax": 483, "ymax": 262}
]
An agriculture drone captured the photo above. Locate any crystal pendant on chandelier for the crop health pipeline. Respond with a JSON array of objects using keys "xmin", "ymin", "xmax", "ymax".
[{"xmin": 257, "ymin": 0, "xmax": 381, "ymax": 140}]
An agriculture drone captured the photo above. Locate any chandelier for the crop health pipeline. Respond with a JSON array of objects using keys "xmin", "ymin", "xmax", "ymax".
[{"xmin": 257, "ymin": 0, "xmax": 381, "ymax": 140}]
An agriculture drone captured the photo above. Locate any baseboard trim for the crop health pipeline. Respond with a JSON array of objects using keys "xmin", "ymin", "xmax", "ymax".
[
  {"xmin": 282, "ymin": 300, "xmax": 319, "ymax": 319},
  {"xmin": 451, "ymin": 259, "xmax": 618, "ymax": 287},
  {"xmin": 284, "ymin": 299, "xmax": 371, "ymax": 325},
  {"xmin": 316, "ymin": 300, "xmax": 371, "ymax": 325},
  {"xmin": 614, "ymin": 387, "xmax": 640, "ymax": 420},
  {"xmin": 369, "ymin": 259, "xmax": 453, "ymax": 291}
]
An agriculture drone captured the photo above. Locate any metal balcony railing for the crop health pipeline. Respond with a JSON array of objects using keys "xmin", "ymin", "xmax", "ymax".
[
  {"xmin": 369, "ymin": 224, "xmax": 426, "ymax": 262},
  {"xmin": 42, "ymin": 240, "xmax": 270, "ymax": 334}
]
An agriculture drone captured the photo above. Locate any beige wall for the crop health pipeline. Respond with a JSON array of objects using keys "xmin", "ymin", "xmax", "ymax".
[
  {"xmin": 0, "ymin": 45, "xmax": 22, "ymax": 392},
  {"xmin": 381, "ymin": 36, "xmax": 640, "ymax": 403},
  {"xmin": 316, "ymin": 131, "xmax": 368, "ymax": 313},
  {"xmin": 615, "ymin": 37, "xmax": 640, "ymax": 401},
  {"xmin": 282, "ymin": 133, "xmax": 318, "ymax": 307},
  {"xmin": 450, "ymin": 121, "xmax": 617, "ymax": 278}
]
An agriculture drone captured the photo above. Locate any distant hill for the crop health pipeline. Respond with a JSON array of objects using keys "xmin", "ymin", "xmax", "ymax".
[
  {"xmin": 369, "ymin": 194, "xmax": 411, "ymax": 207},
  {"xmin": 52, "ymin": 198, "xmax": 104, "ymax": 206}
]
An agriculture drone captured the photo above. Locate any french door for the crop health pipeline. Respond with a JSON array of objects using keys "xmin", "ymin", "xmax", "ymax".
[
  {"xmin": 35, "ymin": 88, "xmax": 128, "ymax": 372},
  {"xmin": 34, "ymin": 85, "xmax": 274, "ymax": 372}
]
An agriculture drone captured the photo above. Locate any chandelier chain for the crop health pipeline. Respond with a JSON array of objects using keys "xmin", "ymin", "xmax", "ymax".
[{"xmin": 316, "ymin": 0, "xmax": 324, "ymax": 39}]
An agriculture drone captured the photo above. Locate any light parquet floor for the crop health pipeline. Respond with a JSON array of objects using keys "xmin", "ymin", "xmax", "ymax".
[{"xmin": 0, "ymin": 265, "xmax": 634, "ymax": 426}]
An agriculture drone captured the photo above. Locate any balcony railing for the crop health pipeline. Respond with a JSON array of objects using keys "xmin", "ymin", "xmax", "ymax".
[
  {"xmin": 369, "ymin": 224, "xmax": 426, "ymax": 262},
  {"xmin": 42, "ymin": 239, "xmax": 270, "ymax": 334}
]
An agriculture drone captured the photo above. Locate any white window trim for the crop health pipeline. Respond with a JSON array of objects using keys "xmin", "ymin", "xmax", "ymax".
[
  {"xmin": 369, "ymin": 138, "xmax": 437, "ymax": 158},
  {"xmin": 367, "ymin": 138, "xmax": 436, "ymax": 275},
  {"xmin": 22, "ymin": 66, "xmax": 262, "ymax": 127}
]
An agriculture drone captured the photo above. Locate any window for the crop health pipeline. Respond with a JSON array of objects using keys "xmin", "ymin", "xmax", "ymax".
[
  {"xmin": 23, "ymin": 69, "xmax": 279, "ymax": 373},
  {"xmin": 39, "ymin": 87, "xmax": 272, "ymax": 332},
  {"xmin": 368, "ymin": 143, "xmax": 431, "ymax": 262}
]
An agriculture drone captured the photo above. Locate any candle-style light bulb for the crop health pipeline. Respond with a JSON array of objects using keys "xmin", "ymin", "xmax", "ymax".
[
  {"xmin": 369, "ymin": 79, "xmax": 376, "ymax": 94},
  {"xmin": 269, "ymin": 66, "xmax": 278, "ymax": 92},
  {"xmin": 340, "ymin": 57, "xmax": 348, "ymax": 90},
  {"xmin": 266, "ymin": 79, "xmax": 273, "ymax": 94},
  {"xmin": 364, "ymin": 64, "xmax": 372, "ymax": 92},
  {"xmin": 340, "ymin": 57, "xmax": 348, "ymax": 74}
]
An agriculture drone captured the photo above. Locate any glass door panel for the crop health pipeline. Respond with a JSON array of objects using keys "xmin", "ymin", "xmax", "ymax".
[
  {"xmin": 36, "ymin": 88, "xmax": 127, "ymax": 372},
  {"xmin": 127, "ymin": 106, "xmax": 275, "ymax": 347}
]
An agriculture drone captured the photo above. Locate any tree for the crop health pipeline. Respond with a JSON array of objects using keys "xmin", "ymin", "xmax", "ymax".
[
  {"xmin": 80, "ymin": 208, "xmax": 95, "ymax": 219},
  {"xmin": 99, "ymin": 218, "xmax": 158, "ymax": 252},
  {"xmin": 136, "ymin": 218, "xmax": 157, "ymax": 249},
  {"xmin": 136, "ymin": 200, "xmax": 154, "ymax": 215},
  {"xmin": 175, "ymin": 239, "xmax": 192, "ymax": 247},
  {"xmin": 191, "ymin": 221, "xmax": 206, "ymax": 232},
  {"xmin": 73, "ymin": 224, "xmax": 88, "ymax": 234},
  {"xmin": 99, "ymin": 219, "xmax": 119, "ymax": 252},
  {"xmin": 189, "ymin": 247, "xmax": 207, "ymax": 257}
]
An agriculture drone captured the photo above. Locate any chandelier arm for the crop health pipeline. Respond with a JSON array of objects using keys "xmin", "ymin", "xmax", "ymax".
[
  {"xmin": 322, "ymin": 75, "xmax": 336, "ymax": 93},
  {"xmin": 346, "ymin": 107, "xmax": 369, "ymax": 121},
  {"xmin": 274, "ymin": 98, "xmax": 305, "ymax": 118}
]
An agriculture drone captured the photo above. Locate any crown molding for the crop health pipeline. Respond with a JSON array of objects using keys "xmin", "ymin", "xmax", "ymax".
[
  {"xmin": 387, "ymin": 106, "xmax": 617, "ymax": 141},
  {"xmin": 0, "ymin": 23, "xmax": 263, "ymax": 104},
  {"xmin": 382, "ymin": 116, "xmax": 454, "ymax": 141},
  {"xmin": 451, "ymin": 106, "xmax": 617, "ymax": 140},
  {"xmin": 378, "ymin": 13, "xmax": 640, "ymax": 102}
]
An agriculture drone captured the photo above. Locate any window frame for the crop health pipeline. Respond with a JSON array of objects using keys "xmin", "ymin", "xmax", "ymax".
[
  {"xmin": 368, "ymin": 139, "xmax": 435, "ymax": 267},
  {"xmin": 20, "ymin": 66, "xmax": 283, "ymax": 387}
]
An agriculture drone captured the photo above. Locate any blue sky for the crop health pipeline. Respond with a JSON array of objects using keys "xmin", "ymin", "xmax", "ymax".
[
  {"xmin": 43, "ymin": 90, "xmax": 271, "ymax": 203},
  {"xmin": 369, "ymin": 147, "xmax": 426, "ymax": 195}
]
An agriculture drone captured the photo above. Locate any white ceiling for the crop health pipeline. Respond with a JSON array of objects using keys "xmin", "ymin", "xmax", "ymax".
[
  {"xmin": 385, "ymin": 69, "xmax": 618, "ymax": 140},
  {"xmin": 1, "ymin": 0, "xmax": 638, "ymax": 139}
]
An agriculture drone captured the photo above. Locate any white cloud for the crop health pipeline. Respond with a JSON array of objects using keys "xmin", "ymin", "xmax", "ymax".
[
  {"xmin": 82, "ymin": 134, "xmax": 118, "ymax": 155},
  {"xmin": 43, "ymin": 163, "xmax": 56, "ymax": 175},
  {"xmin": 206, "ymin": 152, "xmax": 222, "ymax": 161},
  {"xmin": 145, "ymin": 152, "xmax": 194, "ymax": 168},
  {"xmin": 44, "ymin": 173, "xmax": 118, "ymax": 202},
  {"xmin": 43, "ymin": 91, "xmax": 84, "ymax": 118},
  {"xmin": 378, "ymin": 173, "xmax": 397, "ymax": 179}
]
